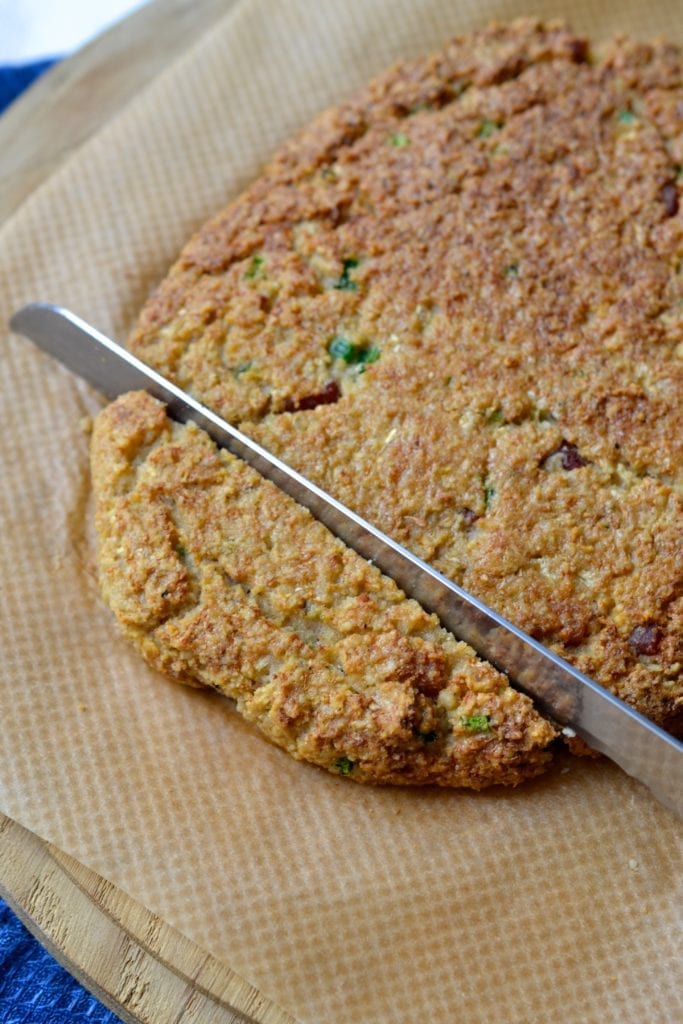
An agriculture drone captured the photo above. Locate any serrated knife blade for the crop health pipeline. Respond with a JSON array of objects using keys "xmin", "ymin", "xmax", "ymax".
[{"xmin": 10, "ymin": 302, "xmax": 683, "ymax": 816}]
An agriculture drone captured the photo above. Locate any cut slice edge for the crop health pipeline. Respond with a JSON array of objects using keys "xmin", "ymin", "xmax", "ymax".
[{"xmin": 91, "ymin": 390, "xmax": 559, "ymax": 788}]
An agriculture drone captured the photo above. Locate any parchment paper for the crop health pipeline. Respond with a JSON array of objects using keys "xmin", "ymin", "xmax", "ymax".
[{"xmin": 1, "ymin": 1, "xmax": 681, "ymax": 1021}]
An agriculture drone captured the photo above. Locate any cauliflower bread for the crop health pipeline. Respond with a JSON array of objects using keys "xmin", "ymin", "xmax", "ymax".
[
  {"xmin": 92, "ymin": 391, "xmax": 556, "ymax": 786},
  {"xmin": 91, "ymin": 19, "xmax": 683, "ymax": 786}
]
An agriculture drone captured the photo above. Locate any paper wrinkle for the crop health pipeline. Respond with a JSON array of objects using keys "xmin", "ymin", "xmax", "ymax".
[{"xmin": 1, "ymin": 1, "xmax": 682, "ymax": 1022}]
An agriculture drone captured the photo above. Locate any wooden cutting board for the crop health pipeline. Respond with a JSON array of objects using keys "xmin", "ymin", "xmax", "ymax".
[
  {"xmin": 0, "ymin": 816, "xmax": 296, "ymax": 1024},
  {"xmin": 0, "ymin": 2, "xmax": 297, "ymax": 1021}
]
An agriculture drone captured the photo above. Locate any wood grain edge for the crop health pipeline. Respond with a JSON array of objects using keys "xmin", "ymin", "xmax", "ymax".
[
  {"xmin": 0, "ymin": 0, "xmax": 235, "ymax": 224},
  {"xmin": 0, "ymin": 813, "xmax": 300, "ymax": 1024}
]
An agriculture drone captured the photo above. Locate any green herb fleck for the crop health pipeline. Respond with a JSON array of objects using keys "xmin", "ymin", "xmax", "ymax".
[
  {"xmin": 484, "ymin": 484, "xmax": 496, "ymax": 508},
  {"xmin": 335, "ymin": 756, "xmax": 355, "ymax": 775},
  {"xmin": 329, "ymin": 336, "xmax": 380, "ymax": 365},
  {"xmin": 360, "ymin": 346, "xmax": 380, "ymax": 364},
  {"xmin": 478, "ymin": 119, "xmax": 501, "ymax": 138},
  {"xmin": 334, "ymin": 258, "xmax": 359, "ymax": 292},
  {"xmin": 245, "ymin": 254, "xmax": 264, "ymax": 279},
  {"xmin": 419, "ymin": 730, "xmax": 438, "ymax": 743},
  {"xmin": 536, "ymin": 407, "xmax": 555, "ymax": 423},
  {"xmin": 234, "ymin": 361, "xmax": 253, "ymax": 376},
  {"xmin": 505, "ymin": 262, "xmax": 519, "ymax": 277},
  {"xmin": 175, "ymin": 544, "xmax": 187, "ymax": 558},
  {"xmin": 485, "ymin": 408, "xmax": 505, "ymax": 426},
  {"xmin": 444, "ymin": 375, "xmax": 453, "ymax": 386},
  {"xmin": 390, "ymin": 132, "xmax": 410, "ymax": 148},
  {"xmin": 616, "ymin": 109, "xmax": 636, "ymax": 125},
  {"xmin": 328, "ymin": 336, "xmax": 355, "ymax": 361},
  {"xmin": 460, "ymin": 714, "xmax": 491, "ymax": 733}
]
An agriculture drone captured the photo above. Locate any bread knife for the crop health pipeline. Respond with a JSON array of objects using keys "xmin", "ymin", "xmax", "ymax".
[{"xmin": 10, "ymin": 302, "xmax": 683, "ymax": 816}]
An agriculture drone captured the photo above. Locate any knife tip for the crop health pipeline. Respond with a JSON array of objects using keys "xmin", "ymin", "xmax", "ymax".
[{"xmin": 9, "ymin": 302, "xmax": 60, "ymax": 336}]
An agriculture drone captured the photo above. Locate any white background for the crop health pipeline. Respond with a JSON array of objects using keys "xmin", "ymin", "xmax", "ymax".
[{"xmin": 0, "ymin": 0, "xmax": 147, "ymax": 62}]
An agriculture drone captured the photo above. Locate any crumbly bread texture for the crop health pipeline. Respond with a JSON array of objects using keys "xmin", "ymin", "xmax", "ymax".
[
  {"xmin": 124, "ymin": 18, "xmax": 683, "ymax": 735},
  {"xmin": 91, "ymin": 391, "xmax": 556, "ymax": 786},
  {"xmin": 93, "ymin": 19, "xmax": 683, "ymax": 783}
]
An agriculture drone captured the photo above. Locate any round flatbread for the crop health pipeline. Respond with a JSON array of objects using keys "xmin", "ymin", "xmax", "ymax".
[{"xmin": 92, "ymin": 18, "xmax": 683, "ymax": 785}]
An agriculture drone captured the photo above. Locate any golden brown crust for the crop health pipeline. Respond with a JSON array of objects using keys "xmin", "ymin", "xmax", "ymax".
[
  {"xmin": 91, "ymin": 390, "xmax": 557, "ymax": 787},
  {"xmin": 126, "ymin": 18, "xmax": 683, "ymax": 737}
]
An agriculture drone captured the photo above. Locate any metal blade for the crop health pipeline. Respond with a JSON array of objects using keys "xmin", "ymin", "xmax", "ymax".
[{"xmin": 10, "ymin": 302, "xmax": 683, "ymax": 816}]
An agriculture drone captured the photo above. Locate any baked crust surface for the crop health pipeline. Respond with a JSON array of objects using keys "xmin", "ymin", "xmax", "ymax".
[
  {"xmin": 92, "ymin": 19, "xmax": 683, "ymax": 783},
  {"xmin": 91, "ymin": 391, "xmax": 556, "ymax": 786}
]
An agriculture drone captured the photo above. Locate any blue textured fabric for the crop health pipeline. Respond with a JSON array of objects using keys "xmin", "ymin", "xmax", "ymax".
[
  {"xmin": 0, "ymin": 59, "xmax": 56, "ymax": 112},
  {"xmin": 0, "ymin": 58, "xmax": 121, "ymax": 1024},
  {"xmin": 0, "ymin": 899, "xmax": 120, "ymax": 1022}
]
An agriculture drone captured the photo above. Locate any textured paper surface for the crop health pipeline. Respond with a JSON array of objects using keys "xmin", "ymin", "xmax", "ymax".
[{"xmin": 1, "ymin": 1, "xmax": 682, "ymax": 1021}]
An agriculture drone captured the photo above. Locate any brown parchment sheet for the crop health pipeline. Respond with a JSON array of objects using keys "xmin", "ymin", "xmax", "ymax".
[{"xmin": 1, "ymin": 0, "xmax": 682, "ymax": 1021}]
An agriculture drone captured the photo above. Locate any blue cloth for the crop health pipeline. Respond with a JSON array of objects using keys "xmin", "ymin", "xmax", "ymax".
[
  {"xmin": 0, "ymin": 899, "xmax": 120, "ymax": 1022},
  {"xmin": 0, "ymin": 58, "xmax": 56, "ymax": 112},
  {"xmin": 0, "ymin": 58, "xmax": 121, "ymax": 1024}
]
